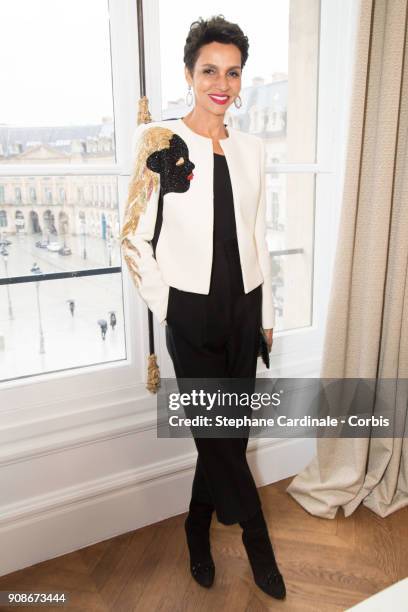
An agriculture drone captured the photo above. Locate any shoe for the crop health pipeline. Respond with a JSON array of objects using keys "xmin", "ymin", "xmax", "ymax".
[
  {"xmin": 240, "ymin": 511, "xmax": 286, "ymax": 600},
  {"xmin": 189, "ymin": 558, "xmax": 215, "ymax": 588},
  {"xmin": 184, "ymin": 501, "xmax": 215, "ymax": 588}
]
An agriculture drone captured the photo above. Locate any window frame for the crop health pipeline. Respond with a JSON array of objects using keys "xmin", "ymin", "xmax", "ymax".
[{"xmin": 0, "ymin": 0, "xmax": 158, "ymax": 409}]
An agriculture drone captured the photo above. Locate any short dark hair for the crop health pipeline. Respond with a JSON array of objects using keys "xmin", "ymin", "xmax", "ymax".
[{"xmin": 183, "ymin": 15, "xmax": 249, "ymax": 76}]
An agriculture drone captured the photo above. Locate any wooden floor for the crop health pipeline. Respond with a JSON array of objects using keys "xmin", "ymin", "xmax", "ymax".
[{"xmin": 0, "ymin": 476, "xmax": 407, "ymax": 611}]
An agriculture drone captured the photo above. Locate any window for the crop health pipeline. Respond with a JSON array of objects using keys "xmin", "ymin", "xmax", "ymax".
[
  {"xmin": 0, "ymin": 0, "xmax": 135, "ymax": 386},
  {"xmin": 44, "ymin": 187, "xmax": 53, "ymax": 205},
  {"xmin": 0, "ymin": 0, "xmax": 356, "ymax": 396},
  {"xmin": 0, "ymin": 0, "xmax": 115, "ymax": 167},
  {"xmin": 29, "ymin": 187, "xmax": 37, "ymax": 203},
  {"xmin": 145, "ymin": 0, "xmax": 352, "ymax": 372},
  {"xmin": 14, "ymin": 187, "xmax": 22, "ymax": 204}
]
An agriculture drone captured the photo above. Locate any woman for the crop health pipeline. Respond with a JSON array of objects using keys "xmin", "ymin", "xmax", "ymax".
[{"xmin": 120, "ymin": 15, "xmax": 286, "ymax": 601}]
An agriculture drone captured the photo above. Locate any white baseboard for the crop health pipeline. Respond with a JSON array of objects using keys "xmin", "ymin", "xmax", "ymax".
[{"xmin": 0, "ymin": 437, "xmax": 314, "ymax": 577}]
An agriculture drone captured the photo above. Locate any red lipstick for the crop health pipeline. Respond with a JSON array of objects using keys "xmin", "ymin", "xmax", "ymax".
[{"xmin": 208, "ymin": 94, "xmax": 229, "ymax": 105}]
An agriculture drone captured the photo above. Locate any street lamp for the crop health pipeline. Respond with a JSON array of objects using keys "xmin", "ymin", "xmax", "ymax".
[
  {"xmin": 106, "ymin": 224, "xmax": 113, "ymax": 266},
  {"xmin": 31, "ymin": 262, "xmax": 45, "ymax": 354},
  {"xmin": 81, "ymin": 220, "xmax": 87, "ymax": 260},
  {"xmin": 1, "ymin": 247, "xmax": 14, "ymax": 320}
]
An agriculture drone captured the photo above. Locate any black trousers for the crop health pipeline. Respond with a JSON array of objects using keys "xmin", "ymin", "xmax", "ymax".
[{"xmin": 165, "ymin": 237, "xmax": 263, "ymax": 525}]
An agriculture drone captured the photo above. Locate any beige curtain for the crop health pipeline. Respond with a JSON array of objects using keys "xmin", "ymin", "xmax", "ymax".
[{"xmin": 286, "ymin": 0, "xmax": 408, "ymax": 518}]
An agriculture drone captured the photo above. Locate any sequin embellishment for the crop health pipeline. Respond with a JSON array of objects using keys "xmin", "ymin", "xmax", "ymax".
[
  {"xmin": 145, "ymin": 132, "xmax": 195, "ymax": 195},
  {"xmin": 120, "ymin": 125, "xmax": 195, "ymax": 287}
]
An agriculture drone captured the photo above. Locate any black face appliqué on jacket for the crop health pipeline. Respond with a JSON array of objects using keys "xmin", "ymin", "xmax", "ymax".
[
  {"xmin": 146, "ymin": 132, "xmax": 195, "ymax": 195},
  {"xmin": 121, "ymin": 121, "xmax": 196, "ymax": 259}
]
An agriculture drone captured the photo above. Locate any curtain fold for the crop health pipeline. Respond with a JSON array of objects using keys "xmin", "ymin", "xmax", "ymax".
[{"xmin": 286, "ymin": 0, "xmax": 408, "ymax": 518}]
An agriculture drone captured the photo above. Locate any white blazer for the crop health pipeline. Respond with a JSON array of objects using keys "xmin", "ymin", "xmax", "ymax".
[{"xmin": 120, "ymin": 117, "xmax": 275, "ymax": 329}]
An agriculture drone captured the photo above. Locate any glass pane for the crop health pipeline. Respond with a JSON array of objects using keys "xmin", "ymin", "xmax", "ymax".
[
  {"xmin": 0, "ymin": 274, "xmax": 125, "ymax": 382},
  {"xmin": 0, "ymin": 174, "xmax": 127, "ymax": 382},
  {"xmin": 266, "ymin": 173, "xmax": 315, "ymax": 330},
  {"xmin": 0, "ymin": 0, "xmax": 115, "ymax": 164},
  {"xmin": 0, "ymin": 176, "xmax": 120, "ymax": 277},
  {"xmin": 158, "ymin": 0, "xmax": 319, "ymax": 163}
]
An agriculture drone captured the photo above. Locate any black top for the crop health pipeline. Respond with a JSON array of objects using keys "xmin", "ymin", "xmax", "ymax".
[{"xmin": 213, "ymin": 153, "xmax": 238, "ymax": 243}]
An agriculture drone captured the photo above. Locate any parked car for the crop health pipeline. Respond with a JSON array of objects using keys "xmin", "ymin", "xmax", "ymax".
[
  {"xmin": 35, "ymin": 240, "xmax": 48, "ymax": 249},
  {"xmin": 47, "ymin": 242, "xmax": 62, "ymax": 252},
  {"xmin": 0, "ymin": 238, "xmax": 12, "ymax": 246},
  {"xmin": 58, "ymin": 246, "xmax": 72, "ymax": 256}
]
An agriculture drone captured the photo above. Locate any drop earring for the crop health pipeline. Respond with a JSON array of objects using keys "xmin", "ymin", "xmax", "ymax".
[
  {"xmin": 186, "ymin": 85, "xmax": 193, "ymax": 107},
  {"xmin": 234, "ymin": 95, "xmax": 242, "ymax": 109}
]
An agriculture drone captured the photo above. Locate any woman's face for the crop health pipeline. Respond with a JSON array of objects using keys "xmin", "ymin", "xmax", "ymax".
[{"xmin": 185, "ymin": 41, "xmax": 242, "ymax": 116}]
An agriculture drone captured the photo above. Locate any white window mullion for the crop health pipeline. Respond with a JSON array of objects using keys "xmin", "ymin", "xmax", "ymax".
[{"xmin": 142, "ymin": 0, "xmax": 163, "ymax": 122}]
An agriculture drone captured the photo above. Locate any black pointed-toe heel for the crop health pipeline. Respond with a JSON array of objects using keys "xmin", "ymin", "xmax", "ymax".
[
  {"xmin": 240, "ymin": 511, "xmax": 286, "ymax": 600},
  {"xmin": 184, "ymin": 503, "xmax": 215, "ymax": 588},
  {"xmin": 190, "ymin": 558, "xmax": 215, "ymax": 588}
]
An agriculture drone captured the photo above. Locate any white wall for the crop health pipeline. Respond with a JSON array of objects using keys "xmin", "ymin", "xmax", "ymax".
[{"xmin": 0, "ymin": 381, "xmax": 315, "ymax": 576}]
